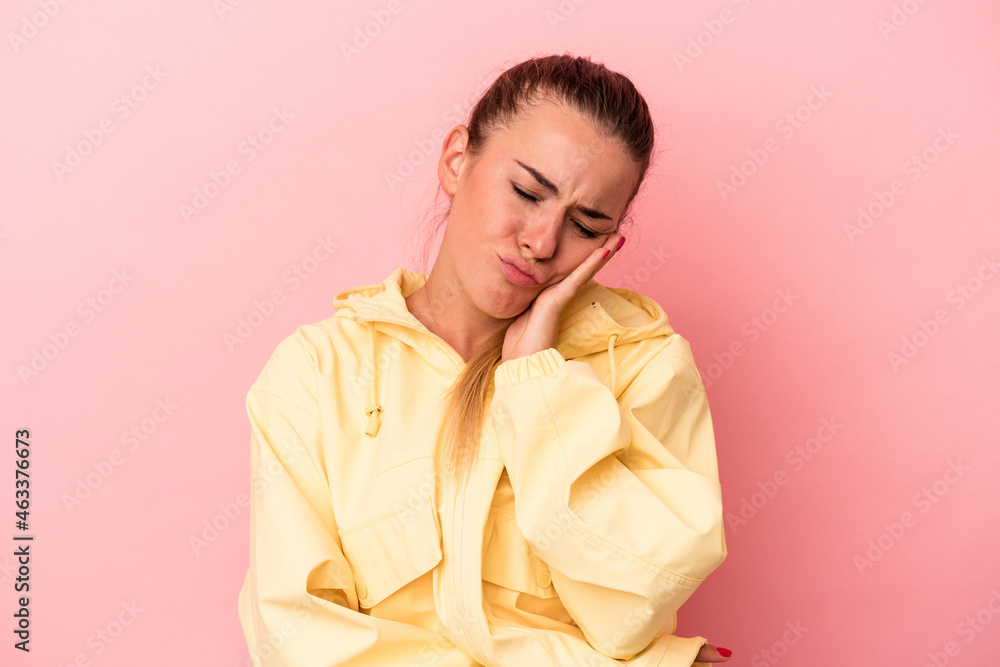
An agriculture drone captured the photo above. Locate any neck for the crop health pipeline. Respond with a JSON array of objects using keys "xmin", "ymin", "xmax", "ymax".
[{"xmin": 407, "ymin": 263, "xmax": 513, "ymax": 363}]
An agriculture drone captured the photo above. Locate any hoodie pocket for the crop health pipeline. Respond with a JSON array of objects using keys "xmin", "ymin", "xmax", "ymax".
[
  {"xmin": 482, "ymin": 472, "xmax": 559, "ymax": 601},
  {"xmin": 338, "ymin": 494, "xmax": 443, "ymax": 609},
  {"xmin": 482, "ymin": 507, "xmax": 559, "ymax": 600}
]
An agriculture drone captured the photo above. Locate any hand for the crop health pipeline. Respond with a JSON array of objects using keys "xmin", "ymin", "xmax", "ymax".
[
  {"xmin": 501, "ymin": 233, "xmax": 624, "ymax": 362},
  {"xmin": 695, "ymin": 643, "xmax": 732, "ymax": 663}
]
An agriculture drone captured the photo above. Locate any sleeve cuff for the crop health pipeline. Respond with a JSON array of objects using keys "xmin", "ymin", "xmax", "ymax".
[
  {"xmin": 655, "ymin": 635, "xmax": 708, "ymax": 667},
  {"xmin": 494, "ymin": 347, "xmax": 566, "ymax": 386}
]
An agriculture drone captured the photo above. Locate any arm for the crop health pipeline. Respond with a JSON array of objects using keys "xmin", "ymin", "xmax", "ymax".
[
  {"xmin": 238, "ymin": 334, "xmax": 454, "ymax": 666},
  {"xmin": 489, "ymin": 344, "xmax": 727, "ymax": 664}
]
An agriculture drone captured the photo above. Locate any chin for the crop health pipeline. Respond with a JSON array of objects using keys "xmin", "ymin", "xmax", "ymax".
[{"xmin": 480, "ymin": 282, "xmax": 536, "ymax": 320}]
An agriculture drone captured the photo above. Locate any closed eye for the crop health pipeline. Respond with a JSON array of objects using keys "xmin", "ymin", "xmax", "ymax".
[
  {"xmin": 511, "ymin": 183, "xmax": 600, "ymax": 239},
  {"xmin": 512, "ymin": 184, "xmax": 538, "ymax": 202}
]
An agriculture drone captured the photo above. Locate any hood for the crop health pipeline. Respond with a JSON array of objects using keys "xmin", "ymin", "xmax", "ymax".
[{"xmin": 332, "ymin": 268, "xmax": 676, "ymax": 436}]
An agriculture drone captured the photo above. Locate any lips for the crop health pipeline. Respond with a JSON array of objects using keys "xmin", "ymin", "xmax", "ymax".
[{"xmin": 499, "ymin": 255, "xmax": 544, "ymax": 286}]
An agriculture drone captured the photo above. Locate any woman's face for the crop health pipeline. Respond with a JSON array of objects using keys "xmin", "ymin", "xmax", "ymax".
[{"xmin": 436, "ymin": 97, "xmax": 640, "ymax": 321}]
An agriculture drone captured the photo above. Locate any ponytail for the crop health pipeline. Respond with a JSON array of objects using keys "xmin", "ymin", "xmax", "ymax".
[{"xmin": 438, "ymin": 329, "xmax": 506, "ymax": 486}]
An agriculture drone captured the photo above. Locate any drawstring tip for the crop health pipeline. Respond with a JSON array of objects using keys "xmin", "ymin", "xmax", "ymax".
[{"xmin": 364, "ymin": 404, "xmax": 383, "ymax": 436}]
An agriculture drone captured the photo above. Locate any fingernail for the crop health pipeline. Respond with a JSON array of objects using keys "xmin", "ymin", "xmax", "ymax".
[
  {"xmin": 616, "ymin": 236, "xmax": 626, "ymax": 251},
  {"xmin": 716, "ymin": 647, "xmax": 732, "ymax": 658},
  {"xmin": 602, "ymin": 249, "xmax": 611, "ymax": 260}
]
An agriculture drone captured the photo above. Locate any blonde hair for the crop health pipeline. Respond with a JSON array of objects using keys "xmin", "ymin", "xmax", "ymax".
[{"xmin": 438, "ymin": 329, "xmax": 506, "ymax": 486}]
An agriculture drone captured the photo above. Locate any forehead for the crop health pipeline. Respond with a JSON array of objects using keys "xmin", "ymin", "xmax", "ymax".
[{"xmin": 487, "ymin": 100, "xmax": 639, "ymax": 209}]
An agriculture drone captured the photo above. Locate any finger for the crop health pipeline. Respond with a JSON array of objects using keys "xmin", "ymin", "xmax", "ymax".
[
  {"xmin": 571, "ymin": 233, "xmax": 624, "ymax": 287},
  {"xmin": 534, "ymin": 232, "xmax": 624, "ymax": 311},
  {"xmin": 600, "ymin": 232, "xmax": 625, "ymax": 265},
  {"xmin": 695, "ymin": 644, "xmax": 732, "ymax": 662}
]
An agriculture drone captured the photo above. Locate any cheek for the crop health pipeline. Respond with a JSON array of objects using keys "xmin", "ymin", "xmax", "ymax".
[
  {"xmin": 493, "ymin": 195, "xmax": 522, "ymax": 227},
  {"xmin": 464, "ymin": 185, "xmax": 509, "ymax": 220},
  {"xmin": 553, "ymin": 236, "xmax": 598, "ymax": 270}
]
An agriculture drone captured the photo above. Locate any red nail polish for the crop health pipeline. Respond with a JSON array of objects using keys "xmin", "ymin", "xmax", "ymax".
[
  {"xmin": 602, "ymin": 249, "xmax": 610, "ymax": 260},
  {"xmin": 716, "ymin": 647, "xmax": 732, "ymax": 658},
  {"xmin": 616, "ymin": 236, "xmax": 626, "ymax": 250}
]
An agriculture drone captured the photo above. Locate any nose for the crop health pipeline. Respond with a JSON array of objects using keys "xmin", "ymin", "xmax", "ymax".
[{"xmin": 518, "ymin": 210, "xmax": 561, "ymax": 260}]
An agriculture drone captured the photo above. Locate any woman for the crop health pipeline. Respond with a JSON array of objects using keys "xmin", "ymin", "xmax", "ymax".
[{"xmin": 238, "ymin": 54, "xmax": 730, "ymax": 666}]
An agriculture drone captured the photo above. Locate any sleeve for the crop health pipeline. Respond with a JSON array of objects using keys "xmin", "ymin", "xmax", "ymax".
[
  {"xmin": 489, "ymin": 345, "xmax": 727, "ymax": 665},
  {"xmin": 237, "ymin": 333, "xmax": 450, "ymax": 667}
]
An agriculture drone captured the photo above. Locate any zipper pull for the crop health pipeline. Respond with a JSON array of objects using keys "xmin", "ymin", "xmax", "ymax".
[{"xmin": 364, "ymin": 404, "xmax": 382, "ymax": 436}]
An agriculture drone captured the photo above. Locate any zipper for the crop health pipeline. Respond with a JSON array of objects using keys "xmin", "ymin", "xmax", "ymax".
[{"xmin": 454, "ymin": 458, "xmax": 494, "ymax": 665}]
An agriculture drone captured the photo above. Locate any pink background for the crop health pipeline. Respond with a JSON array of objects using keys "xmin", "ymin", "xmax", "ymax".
[{"xmin": 3, "ymin": 1, "xmax": 999, "ymax": 665}]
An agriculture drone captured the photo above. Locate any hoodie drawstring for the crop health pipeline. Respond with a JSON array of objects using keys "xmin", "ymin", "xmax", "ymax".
[
  {"xmin": 364, "ymin": 321, "xmax": 382, "ymax": 436},
  {"xmin": 607, "ymin": 333, "xmax": 619, "ymax": 396}
]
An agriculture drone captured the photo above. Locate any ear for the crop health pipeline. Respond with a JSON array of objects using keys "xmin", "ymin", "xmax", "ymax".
[{"xmin": 438, "ymin": 124, "xmax": 470, "ymax": 196}]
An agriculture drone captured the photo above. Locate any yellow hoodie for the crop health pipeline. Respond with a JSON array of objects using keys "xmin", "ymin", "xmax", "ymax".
[{"xmin": 238, "ymin": 268, "xmax": 727, "ymax": 666}]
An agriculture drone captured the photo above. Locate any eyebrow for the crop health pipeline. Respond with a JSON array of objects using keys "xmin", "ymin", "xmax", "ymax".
[{"xmin": 514, "ymin": 160, "xmax": 613, "ymax": 221}]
